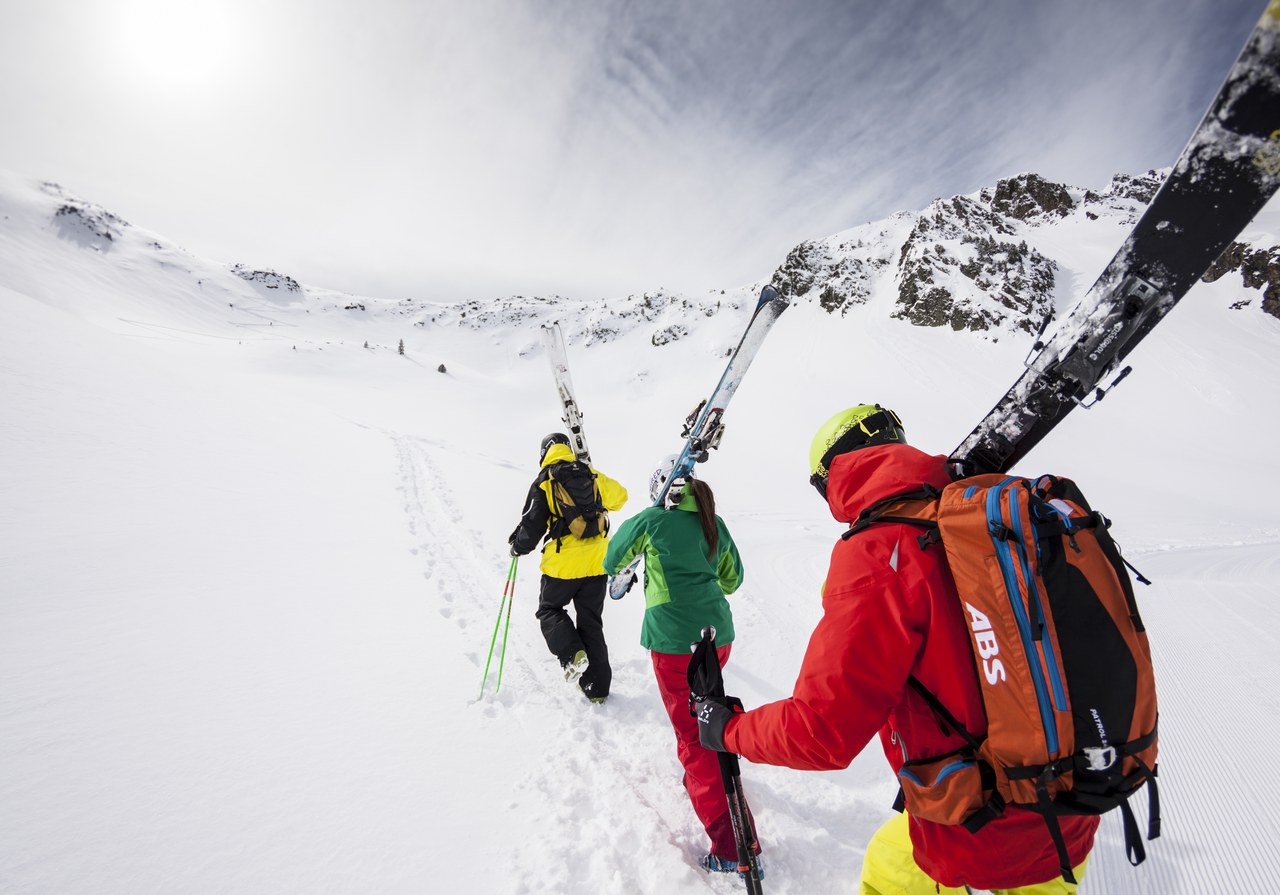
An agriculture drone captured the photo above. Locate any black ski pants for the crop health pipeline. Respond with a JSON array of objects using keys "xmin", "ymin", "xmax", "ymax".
[{"xmin": 535, "ymin": 574, "xmax": 611, "ymax": 699}]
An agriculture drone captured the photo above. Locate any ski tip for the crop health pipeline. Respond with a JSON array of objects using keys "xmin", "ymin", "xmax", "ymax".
[{"xmin": 752, "ymin": 286, "xmax": 783, "ymax": 314}]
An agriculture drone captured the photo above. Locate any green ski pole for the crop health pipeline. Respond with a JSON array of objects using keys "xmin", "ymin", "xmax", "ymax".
[
  {"xmin": 495, "ymin": 564, "xmax": 516, "ymax": 692},
  {"xmin": 480, "ymin": 557, "xmax": 519, "ymax": 698}
]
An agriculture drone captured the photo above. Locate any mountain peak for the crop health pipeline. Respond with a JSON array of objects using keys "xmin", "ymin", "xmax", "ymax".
[
  {"xmin": 762, "ymin": 167, "xmax": 1264, "ymax": 337},
  {"xmin": 989, "ymin": 173, "xmax": 1075, "ymax": 221}
]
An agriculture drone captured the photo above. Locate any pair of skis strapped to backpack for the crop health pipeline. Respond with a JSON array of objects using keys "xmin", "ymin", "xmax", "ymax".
[
  {"xmin": 608, "ymin": 286, "xmax": 791, "ymax": 600},
  {"xmin": 950, "ymin": 3, "xmax": 1280, "ymax": 477},
  {"xmin": 918, "ymin": 13, "xmax": 1277, "ymax": 872},
  {"xmin": 542, "ymin": 322, "xmax": 592, "ymax": 464},
  {"xmin": 539, "ymin": 324, "xmax": 608, "ymax": 550}
]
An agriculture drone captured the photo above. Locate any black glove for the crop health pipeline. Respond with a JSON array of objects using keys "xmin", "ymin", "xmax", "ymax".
[{"xmin": 692, "ymin": 695, "xmax": 743, "ymax": 752}]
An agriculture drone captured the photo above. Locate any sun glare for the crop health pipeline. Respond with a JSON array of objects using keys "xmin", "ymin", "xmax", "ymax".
[{"xmin": 110, "ymin": 1, "xmax": 244, "ymax": 94}]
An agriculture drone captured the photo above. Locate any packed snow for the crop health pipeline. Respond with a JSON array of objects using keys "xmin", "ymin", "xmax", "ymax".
[{"xmin": 2, "ymin": 169, "xmax": 1278, "ymax": 894}]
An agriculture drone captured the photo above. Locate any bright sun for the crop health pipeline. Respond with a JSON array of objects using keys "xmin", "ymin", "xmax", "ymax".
[{"xmin": 110, "ymin": 1, "xmax": 244, "ymax": 93}]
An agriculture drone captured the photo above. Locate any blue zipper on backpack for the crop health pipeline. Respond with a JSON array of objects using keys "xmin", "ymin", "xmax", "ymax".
[
  {"xmin": 1012, "ymin": 497, "xmax": 1067, "ymax": 713},
  {"xmin": 898, "ymin": 758, "xmax": 975, "ymax": 787},
  {"xmin": 986, "ymin": 479, "xmax": 1061, "ymax": 754}
]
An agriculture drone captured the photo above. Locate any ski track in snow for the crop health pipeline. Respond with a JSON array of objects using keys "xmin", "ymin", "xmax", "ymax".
[
  {"xmin": 391, "ymin": 432, "xmax": 541, "ymax": 692},
  {"xmin": 1085, "ymin": 541, "xmax": 1280, "ymax": 895}
]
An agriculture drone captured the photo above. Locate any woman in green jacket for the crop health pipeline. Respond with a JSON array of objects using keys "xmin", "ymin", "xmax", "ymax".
[{"xmin": 603, "ymin": 458, "xmax": 758, "ymax": 876}]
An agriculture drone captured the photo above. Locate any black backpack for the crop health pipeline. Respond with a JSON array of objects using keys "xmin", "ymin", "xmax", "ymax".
[{"xmin": 545, "ymin": 460, "xmax": 607, "ymax": 544}]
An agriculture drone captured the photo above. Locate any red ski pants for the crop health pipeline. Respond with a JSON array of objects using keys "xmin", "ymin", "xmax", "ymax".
[{"xmin": 651, "ymin": 645, "xmax": 745, "ymax": 861}]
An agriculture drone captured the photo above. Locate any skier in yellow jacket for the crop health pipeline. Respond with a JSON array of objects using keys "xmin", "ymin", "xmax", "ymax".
[{"xmin": 509, "ymin": 434, "xmax": 628, "ymax": 702}]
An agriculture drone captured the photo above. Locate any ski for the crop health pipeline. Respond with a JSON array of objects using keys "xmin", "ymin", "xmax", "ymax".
[
  {"xmin": 950, "ymin": 4, "xmax": 1280, "ymax": 477},
  {"xmin": 542, "ymin": 322, "xmax": 591, "ymax": 463},
  {"xmin": 609, "ymin": 285, "xmax": 790, "ymax": 600}
]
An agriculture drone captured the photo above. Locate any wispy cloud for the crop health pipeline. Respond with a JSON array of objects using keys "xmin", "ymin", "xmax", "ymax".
[{"xmin": 0, "ymin": 0, "xmax": 1266, "ymax": 301}]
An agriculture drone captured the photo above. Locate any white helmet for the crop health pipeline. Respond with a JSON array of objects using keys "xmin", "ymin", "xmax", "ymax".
[{"xmin": 649, "ymin": 454, "xmax": 692, "ymax": 506}]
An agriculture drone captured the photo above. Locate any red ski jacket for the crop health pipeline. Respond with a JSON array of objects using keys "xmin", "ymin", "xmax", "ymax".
[{"xmin": 723, "ymin": 443, "xmax": 1097, "ymax": 889}]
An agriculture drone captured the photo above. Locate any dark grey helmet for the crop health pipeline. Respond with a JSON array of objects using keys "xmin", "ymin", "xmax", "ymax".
[{"xmin": 539, "ymin": 432, "xmax": 570, "ymax": 463}]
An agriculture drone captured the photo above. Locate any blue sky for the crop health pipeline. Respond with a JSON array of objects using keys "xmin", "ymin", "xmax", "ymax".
[{"xmin": 0, "ymin": 0, "xmax": 1266, "ymax": 302}]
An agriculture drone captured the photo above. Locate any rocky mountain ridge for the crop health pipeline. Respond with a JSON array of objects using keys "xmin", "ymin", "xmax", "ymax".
[
  {"xmin": 5, "ymin": 169, "xmax": 1277, "ymax": 355},
  {"xmin": 768, "ymin": 171, "xmax": 1182, "ymax": 335},
  {"xmin": 395, "ymin": 168, "xmax": 1280, "ymax": 343}
]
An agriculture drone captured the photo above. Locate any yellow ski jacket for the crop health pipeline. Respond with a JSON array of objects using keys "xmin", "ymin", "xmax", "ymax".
[{"xmin": 508, "ymin": 443, "xmax": 628, "ymax": 579}]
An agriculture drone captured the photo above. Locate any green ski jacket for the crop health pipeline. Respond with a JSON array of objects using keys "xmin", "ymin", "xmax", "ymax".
[{"xmin": 604, "ymin": 492, "xmax": 743, "ymax": 654}]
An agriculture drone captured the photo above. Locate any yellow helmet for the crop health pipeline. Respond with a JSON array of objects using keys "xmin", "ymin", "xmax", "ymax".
[{"xmin": 808, "ymin": 404, "xmax": 906, "ymax": 497}]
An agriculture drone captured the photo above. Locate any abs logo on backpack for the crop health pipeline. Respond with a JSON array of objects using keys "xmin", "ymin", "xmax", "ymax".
[
  {"xmin": 546, "ymin": 460, "xmax": 607, "ymax": 542},
  {"xmin": 963, "ymin": 602, "xmax": 1006, "ymax": 685}
]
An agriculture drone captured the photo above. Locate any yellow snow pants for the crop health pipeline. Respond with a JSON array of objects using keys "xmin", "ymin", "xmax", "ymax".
[{"xmin": 858, "ymin": 812, "xmax": 1089, "ymax": 895}]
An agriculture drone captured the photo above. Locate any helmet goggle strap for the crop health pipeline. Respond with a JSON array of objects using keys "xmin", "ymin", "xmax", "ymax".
[
  {"xmin": 540, "ymin": 434, "xmax": 570, "ymax": 462},
  {"xmin": 810, "ymin": 470, "xmax": 829, "ymax": 500},
  {"xmin": 811, "ymin": 407, "xmax": 905, "ymax": 500}
]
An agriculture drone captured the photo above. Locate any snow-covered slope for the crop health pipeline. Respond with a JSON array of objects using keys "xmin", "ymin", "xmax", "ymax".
[{"xmin": 2, "ymin": 168, "xmax": 1278, "ymax": 894}]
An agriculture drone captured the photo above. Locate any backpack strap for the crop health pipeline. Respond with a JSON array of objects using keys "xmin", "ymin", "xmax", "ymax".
[
  {"xmin": 905, "ymin": 676, "xmax": 981, "ymax": 751},
  {"xmin": 1040, "ymin": 803, "xmax": 1078, "ymax": 884},
  {"xmin": 539, "ymin": 466, "xmax": 571, "ymax": 551},
  {"xmin": 1114, "ymin": 753, "xmax": 1161, "ymax": 872},
  {"xmin": 842, "ymin": 484, "xmax": 942, "ymax": 548},
  {"xmin": 900, "ymin": 675, "xmax": 1006, "ymax": 833},
  {"xmin": 1133, "ymin": 754, "xmax": 1161, "ymax": 843}
]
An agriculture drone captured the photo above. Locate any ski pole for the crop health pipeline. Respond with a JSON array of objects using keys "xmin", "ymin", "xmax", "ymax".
[
  {"xmin": 480, "ymin": 557, "xmax": 518, "ymax": 698},
  {"xmin": 688, "ymin": 625, "xmax": 764, "ymax": 894},
  {"xmin": 495, "ymin": 561, "xmax": 516, "ymax": 692}
]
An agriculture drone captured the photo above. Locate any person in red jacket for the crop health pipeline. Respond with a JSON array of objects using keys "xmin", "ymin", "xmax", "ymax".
[{"xmin": 691, "ymin": 404, "xmax": 1097, "ymax": 894}]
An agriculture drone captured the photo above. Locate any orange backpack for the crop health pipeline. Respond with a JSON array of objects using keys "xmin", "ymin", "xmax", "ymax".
[{"xmin": 847, "ymin": 473, "xmax": 1160, "ymax": 883}]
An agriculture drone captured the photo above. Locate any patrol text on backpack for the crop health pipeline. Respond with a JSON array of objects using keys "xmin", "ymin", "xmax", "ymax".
[
  {"xmin": 846, "ymin": 472, "xmax": 1159, "ymax": 883},
  {"xmin": 545, "ymin": 460, "xmax": 608, "ymax": 544}
]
